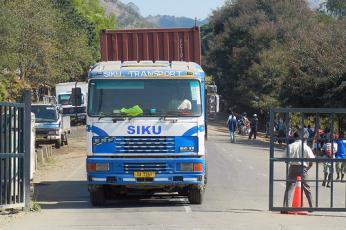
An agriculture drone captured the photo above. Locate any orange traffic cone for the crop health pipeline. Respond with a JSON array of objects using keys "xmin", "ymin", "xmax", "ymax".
[{"xmin": 288, "ymin": 176, "xmax": 308, "ymax": 215}]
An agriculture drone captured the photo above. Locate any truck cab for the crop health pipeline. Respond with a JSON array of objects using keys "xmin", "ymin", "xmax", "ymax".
[
  {"xmin": 56, "ymin": 82, "xmax": 88, "ymax": 124},
  {"xmin": 31, "ymin": 104, "xmax": 70, "ymax": 149},
  {"xmin": 86, "ymin": 61, "xmax": 207, "ymax": 205}
]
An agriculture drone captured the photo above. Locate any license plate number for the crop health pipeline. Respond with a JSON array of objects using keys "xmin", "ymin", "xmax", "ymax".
[{"xmin": 134, "ymin": 171, "xmax": 156, "ymax": 178}]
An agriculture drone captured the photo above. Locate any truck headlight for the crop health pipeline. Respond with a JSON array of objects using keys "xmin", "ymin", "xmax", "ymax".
[
  {"xmin": 180, "ymin": 163, "xmax": 193, "ymax": 171},
  {"xmin": 180, "ymin": 163, "xmax": 202, "ymax": 172},
  {"xmin": 87, "ymin": 163, "xmax": 109, "ymax": 172}
]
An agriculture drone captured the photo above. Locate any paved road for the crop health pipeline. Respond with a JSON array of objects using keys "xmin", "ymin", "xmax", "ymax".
[{"xmin": 1, "ymin": 125, "xmax": 346, "ymax": 230}]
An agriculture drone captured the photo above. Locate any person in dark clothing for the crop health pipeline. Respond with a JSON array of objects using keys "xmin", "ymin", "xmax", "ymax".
[{"xmin": 248, "ymin": 114, "xmax": 258, "ymax": 140}]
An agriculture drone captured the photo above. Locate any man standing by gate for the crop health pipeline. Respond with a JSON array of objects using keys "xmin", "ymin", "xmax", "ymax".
[{"xmin": 282, "ymin": 131, "xmax": 315, "ymax": 210}]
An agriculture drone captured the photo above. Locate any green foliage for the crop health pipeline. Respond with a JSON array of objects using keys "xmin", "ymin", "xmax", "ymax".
[
  {"xmin": 203, "ymin": 0, "xmax": 346, "ymax": 113},
  {"xmin": 71, "ymin": 0, "xmax": 116, "ymax": 48},
  {"xmin": 0, "ymin": 73, "xmax": 30, "ymax": 101},
  {"xmin": 326, "ymin": 0, "xmax": 346, "ymax": 17},
  {"xmin": 0, "ymin": 0, "xmax": 114, "ymax": 101}
]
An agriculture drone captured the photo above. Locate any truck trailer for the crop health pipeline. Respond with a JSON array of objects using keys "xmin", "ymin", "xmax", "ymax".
[{"xmin": 86, "ymin": 27, "xmax": 207, "ymax": 205}]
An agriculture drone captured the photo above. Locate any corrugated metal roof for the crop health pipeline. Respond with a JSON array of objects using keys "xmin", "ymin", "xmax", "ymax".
[{"xmin": 100, "ymin": 27, "xmax": 201, "ymax": 65}]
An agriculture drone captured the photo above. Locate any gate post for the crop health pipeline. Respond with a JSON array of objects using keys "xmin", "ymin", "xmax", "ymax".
[
  {"xmin": 269, "ymin": 108, "xmax": 275, "ymax": 210},
  {"xmin": 23, "ymin": 90, "xmax": 31, "ymax": 211}
]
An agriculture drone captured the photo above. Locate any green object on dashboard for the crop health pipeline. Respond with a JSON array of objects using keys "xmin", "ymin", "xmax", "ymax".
[{"xmin": 120, "ymin": 105, "xmax": 143, "ymax": 116}]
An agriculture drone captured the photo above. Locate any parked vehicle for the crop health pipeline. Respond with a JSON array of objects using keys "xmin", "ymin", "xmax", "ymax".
[
  {"xmin": 55, "ymin": 82, "xmax": 88, "ymax": 124},
  {"xmin": 206, "ymin": 84, "xmax": 219, "ymax": 120},
  {"xmin": 31, "ymin": 103, "xmax": 70, "ymax": 149},
  {"xmin": 85, "ymin": 27, "xmax": 207, "ymax": 206}
]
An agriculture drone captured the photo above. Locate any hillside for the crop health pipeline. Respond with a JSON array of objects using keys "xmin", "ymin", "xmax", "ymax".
[
  {"xmin": 146, "ymin": 15, "xmax": 208, "ymax": 28},
  {"xmin": 99, "ymin": 0, "xmax": 207, "ymax": 28},
  {"xmin": 99, "ymin": 0, "xmax": 156, "ymax": 28}
]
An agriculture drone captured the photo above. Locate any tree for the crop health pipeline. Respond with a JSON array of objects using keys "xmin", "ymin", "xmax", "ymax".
[
  {"xmin": 0, "ymin": 0, "xmax": 112, "ymax": 100},
  {"xmin": 71, "ymin": 0, "xmax": 116, "ymax": 54},
  {"xmin": 326, "ymin": 0, "xmax": 346, "ymax": 17},
  {"xmin": 203, "ymin": 0, "xmax": 310, "ymax": 112},
  {"xmin": 203, "ymin": 0, "xmax": 346, "ymax": 113}
]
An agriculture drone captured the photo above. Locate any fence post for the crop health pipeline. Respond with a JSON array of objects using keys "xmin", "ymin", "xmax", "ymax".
[
  {"xmin": 23, "ymin": 90, "xmax": 31, "ymax": 211},
  {"xmin": 269, "ymin": 108, "xmax": 275, "ymax": 211}
]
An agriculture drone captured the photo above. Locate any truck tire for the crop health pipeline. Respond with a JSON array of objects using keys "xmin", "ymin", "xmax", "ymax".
[
  {"xmin": 55, "ymin": 140, "xmax": 61, "ymax": 149},
  {"xmin": 188, "ymin": 188, "xmax": 203, "ymax": 204},
  {"xmin": 64, "ymin": 135, "xmax": 68, "ymax": 145},
  {"xmin": 60, "ymin": 135, "xmax": 64, "ymax": 147},
  {"xmin": 90, "ymin": 189, "xmax": 105, "ymax": 206}
]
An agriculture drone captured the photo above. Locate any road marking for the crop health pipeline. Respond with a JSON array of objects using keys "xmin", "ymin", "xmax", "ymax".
[
  {"xmin": 178, "ymin": 198, "xmax": 192, "ymax": 213},
  {"xmin": 236, "ymin": 159, "xmax": 242, "ymax": 163},
  {"xmin": 184, "ymin": 204, "xmax": 192, "ymax": 213},
  {"xmin": 248, "ymin": 165, "xmax": 254, "ymax": 170}
]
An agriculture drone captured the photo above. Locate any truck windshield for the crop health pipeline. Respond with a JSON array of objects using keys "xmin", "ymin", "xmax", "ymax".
[
  {"xmin": 58, "ymin": 93, "xmax": 85, "ymax": 106},
  {"xmin": 88, "ymin": 79, "xmax": 202, "ymax": 117},
  {"xmin": 58, "ymin": 94, "xmax": 71, "ymax": 105},
  {"xmin": 31, "ymin": 106, "xmax": 58, "ymax": 122}
]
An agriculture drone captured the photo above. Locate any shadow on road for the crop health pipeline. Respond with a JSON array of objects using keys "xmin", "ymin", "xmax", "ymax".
[{"xmin": 34, "ymin": 181, "xmax": 189, "ymax": 210}]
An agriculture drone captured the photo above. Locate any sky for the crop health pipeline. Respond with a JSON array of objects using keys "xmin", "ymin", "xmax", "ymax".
[
  {"xmin": 120, "ymin": 0, "xmax": 326, "ymax": 19},
  {"xmin": 120, "ymin": 0, "xmax": 226, "ymax": 19}
]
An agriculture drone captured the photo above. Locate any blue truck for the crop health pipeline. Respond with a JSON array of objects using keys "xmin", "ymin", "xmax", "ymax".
[{"xmin": 86, "ymin": 60, "xmax": 207, "ymax": 205}]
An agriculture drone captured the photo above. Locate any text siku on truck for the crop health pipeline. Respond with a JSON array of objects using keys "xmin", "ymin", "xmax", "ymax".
[{"xmin": 85, "ymin": 27, "xmax": 207, "ymax": 205}]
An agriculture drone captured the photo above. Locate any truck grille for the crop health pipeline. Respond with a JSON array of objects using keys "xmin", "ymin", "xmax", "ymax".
[
  {"xmin": 114, "ymin": 136, "xmax": 175, "ymax": 154},
  {"xmin": 124, "ymin": 162, "xmax": 168, "ymax": 172},
  {"xmin": 36, "ymin": 129, "xmax": 49, "ymax": 135}
]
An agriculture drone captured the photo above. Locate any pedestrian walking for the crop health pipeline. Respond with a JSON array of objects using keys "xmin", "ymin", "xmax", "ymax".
[
  {"xmin": 277, "ymin": 118, "xmax": 286, "ymax": 146},
  {"xmin": 248, "ymin": 114, "xmax": 258, "ymax": 140},
  {"xmin": 336, "ymin": 132, "xmax": 346, "ymax": 182},
  {"xmin": 321, "ymin": 136, "xmax": 338, "ymax": 187},
  {"xmin": 282, "ymin": 131, "xmax": 314, "ymax": 210},
  {"xmin": 227, "ymin": 111, "xmax": 237, "ymax": 143}
]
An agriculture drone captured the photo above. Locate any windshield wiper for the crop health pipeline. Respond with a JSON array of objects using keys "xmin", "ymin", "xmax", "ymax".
[{"xmin": 97, "ymin": 113, "xmax": 129, "ymax": 121}]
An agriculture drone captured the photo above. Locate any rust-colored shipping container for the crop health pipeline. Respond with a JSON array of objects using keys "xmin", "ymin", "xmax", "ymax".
[{"xmin": 100, "ymin": 27, "xmax": 201, "ymax": 65}]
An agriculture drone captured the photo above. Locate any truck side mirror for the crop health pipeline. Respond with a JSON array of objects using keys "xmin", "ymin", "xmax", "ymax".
[{"xmin": 71, "ymin": 87, "xmax": 82, "ymax": 106}]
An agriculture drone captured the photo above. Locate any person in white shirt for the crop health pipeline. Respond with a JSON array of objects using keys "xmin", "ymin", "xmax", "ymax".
[
  {"xmin": 168, "ymin": 98, "xmax": 192, "ymax": 112},
  {"xmin": 321, "ymin": 137, "xmax": 338, "ymax": 187},
  {"xmin": 282, "ymin": 131, "xmax": 315, "ymax": 210}
]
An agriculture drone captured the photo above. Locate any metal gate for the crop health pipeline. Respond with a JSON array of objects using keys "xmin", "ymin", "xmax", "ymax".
[
  {"xmin": 269, "ymin": 108, "xmax": 346, "ymax": 212},
  {"xmin": 0, "ymin": 91, "xmax": 31, "ymax": 210}
]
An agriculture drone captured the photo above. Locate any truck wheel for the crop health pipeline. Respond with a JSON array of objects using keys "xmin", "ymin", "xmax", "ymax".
[
  {"xmin": 64, "ymin": 135, "xmax": 68, "ymax": 145},
  {"xmin": 188, "ymin": 189, "xmax": 204, "ymax": 204},
  {"xmin": 60, "ymin": 135, "xmax": 64, "ymax": 147},
  {"xmin": 90, "ymin": 189, "xmax": 105, "ymax": 206},
  {"xmin": 55, "ymin": 140, "xmax": 61, "ymax": 149}
]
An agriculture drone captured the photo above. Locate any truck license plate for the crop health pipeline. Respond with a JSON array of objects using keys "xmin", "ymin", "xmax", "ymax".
[{"xmin": 134, "ymin": 171, "xmax": 156, "ymax": 178}]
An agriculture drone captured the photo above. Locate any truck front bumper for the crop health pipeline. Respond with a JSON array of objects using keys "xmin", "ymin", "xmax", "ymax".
[
  {"xmin": 36, "ymin": 134, "xmax": 60, "ymax": 141},
  {"xmin": 66, "ymin": 114, "xmax": 86, "ymax": 121},
  {"xmin": 86, "ymin": 157, "xmax": 205, "ymax": 186}
]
